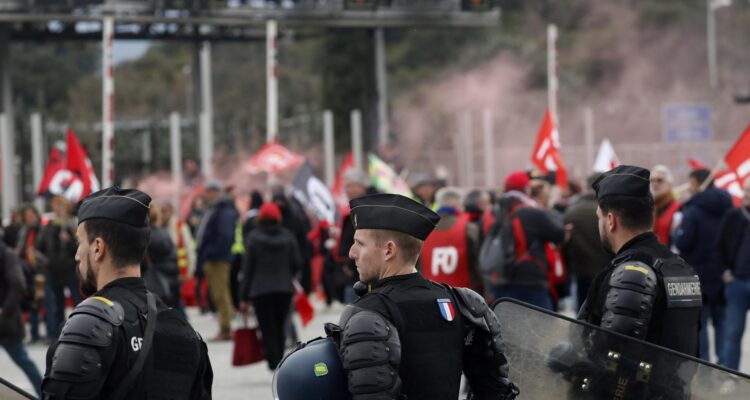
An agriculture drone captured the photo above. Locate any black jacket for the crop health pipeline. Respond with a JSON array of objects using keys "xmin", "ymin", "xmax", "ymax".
[
  {"xmin": 0, "ymin": 244, "xmax": 25, "ymax": 344},
  {"xmin": 142, "ymin": 227, "xmax": 180, "ymax": 306},
  {"xmin": 675, "ymin": 187, "xmax": 733, "ymax": 302},
  {"xmin": 562, "ymin": 194, "xmax": 611, "ymax": 280},
  {"xmin": 240, "ymin": 224, "xmax": 302, "ymax": 300},
  {"xmin": 36, "ymin": 222, "xmax": 77, "ymax": 282},
  {"xmin": 717, "ymin": 206, "xmax": 750, "ymax": 279}
]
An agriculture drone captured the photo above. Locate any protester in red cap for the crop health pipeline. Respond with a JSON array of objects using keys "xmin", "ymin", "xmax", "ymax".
[{"xmin": 239, "ymin": 201, "xmax": 302, "ymax": 370}]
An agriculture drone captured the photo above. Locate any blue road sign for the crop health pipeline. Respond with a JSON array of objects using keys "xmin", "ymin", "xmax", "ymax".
[{"xmin": 662, "ymin": 103, "xmax": 712, "ymax": 143}]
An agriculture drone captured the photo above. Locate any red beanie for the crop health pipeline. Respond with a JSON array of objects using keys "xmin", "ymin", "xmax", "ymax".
[
  {"xmin": 258, "ymin": 202, "xmax": 282, "ymax": 222},
  {"xmin": 504, "ymin": 171, "xmax": 530, "ymax": 192}
]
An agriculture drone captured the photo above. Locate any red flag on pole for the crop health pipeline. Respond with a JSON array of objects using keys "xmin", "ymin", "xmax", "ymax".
[
  {"xmin": 66, "ymin": 129, "xmax": 99, "ymax": 200},
  {"xmin": 530, "ymin": 110, "xmax": 568, "ymax": 187},
  {"xmin": 37, "ymin": 148, "xmax": 65, "ymax": 196},
  {"xmin": 724, "ymin": 123, "xmax": 750, "ymax": 184}
]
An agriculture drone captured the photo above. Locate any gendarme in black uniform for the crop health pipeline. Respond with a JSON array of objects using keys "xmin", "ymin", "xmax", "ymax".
[
  {"xmin": 577, "ymin": 166, "xmax": 702, "ymax": 356},
  {"xmin": 42, "ymin": 187, "xmax": 213, "ymax": 400},
  {"xmin": 337, "ymin": 194, "xmax": 517, "ymax": 400}
]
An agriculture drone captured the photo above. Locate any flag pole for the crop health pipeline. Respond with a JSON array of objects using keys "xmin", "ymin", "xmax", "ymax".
[{"xmin": 101, "ymin": 16, "xmax": 115, "ymax": 187}]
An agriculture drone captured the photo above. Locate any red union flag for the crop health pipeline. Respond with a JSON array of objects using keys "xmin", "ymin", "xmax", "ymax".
[
  {"xmin": 66, "ymin": 129, "xmax": 100, "ymax": 200},
  {"xmin": 714, "ymin": 170, "xmax": 743, "ymax": 207},
  {"xmin": 531, "ymin": 110, "xmax": 568, "ymax": 187},
  {"xmin": 724, "ymin": 123, "xmax": 750, "ymax": 185},
  {"xmin": 245, "ymin": 141, "xmax": 304, "ymax": 174},
  {"xmin": 331, "ymin": 152, "xmax": 355, "ymax": 214}
]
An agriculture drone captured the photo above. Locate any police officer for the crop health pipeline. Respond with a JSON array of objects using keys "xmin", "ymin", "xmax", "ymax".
[
  {"xmin": 334, "ymin": 193, "xmax": 518, "ymax": 400},
  {"xmin": 578, "ymin": 165, "xmax": 701, "ymax": 355},
  {"xmin": 42, "ymin": 187, "xmax": 213, "ymax": 400}
]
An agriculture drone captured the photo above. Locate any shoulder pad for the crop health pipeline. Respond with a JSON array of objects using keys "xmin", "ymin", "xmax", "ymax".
[
  {"xmin": 59, "ymin": 297, "xmax": 124, "ymax": 348},
  {"xmin": 72, "ymin": 296, "xmax": 125, "ymax": 326},
  {"xmin": 610, "ymin": 261, "xmax": 658, "ymax": 295}
]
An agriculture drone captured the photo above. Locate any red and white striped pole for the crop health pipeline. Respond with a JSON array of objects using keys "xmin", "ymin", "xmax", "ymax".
[
  {"xmin": 547, "ymin": 24, "xmax": 558, "ymax": 126},
  {"xmin": 266, "ymin": 19, "xmax": 278, "ymax": 143},
  {"xmin": 102, "ymin": 16, "xmax": 115, "ymax": 187}
]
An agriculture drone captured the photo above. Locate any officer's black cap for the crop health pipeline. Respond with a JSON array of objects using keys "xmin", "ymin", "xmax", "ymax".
[
  {"xmin": 592, "ymin": 165, "xmax": 651, "ymax": 201},
  {"xmin": 349, "ymin": 193, "xmax": 440, "ymax": 240},
  {"xmin": 77, "ymin": 186, "xmax": 152, "ymax": 228}
]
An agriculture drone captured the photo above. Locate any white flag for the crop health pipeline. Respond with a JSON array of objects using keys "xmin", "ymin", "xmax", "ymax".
[{"xmin": 593, "ymin": 139, "xmax": 621, "ymax": 172}]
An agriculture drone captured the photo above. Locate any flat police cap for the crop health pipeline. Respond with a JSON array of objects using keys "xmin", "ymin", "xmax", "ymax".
[
  {"xmin": 349, "ymin": 193, "xmax": 440, "ymax": 240},
  {"xmin": 77, "ymin": 186, "xmax": 152, "ymax": 228},
  {"xmin": 592, "ymin": 165, "xmax": 651, "ymax": 201}
]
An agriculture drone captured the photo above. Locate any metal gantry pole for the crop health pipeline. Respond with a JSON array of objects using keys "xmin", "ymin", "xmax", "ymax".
[
  {"xmin": 267, "ymin": 20, "xmax": 278, "ymax": 143},
  {"xmin": 199, "ymin": 40, "xmax": 214, "ymax": 178},
  {"xmin": 482, "ymin": 108, "xmax": 495, "ymax": 189},
  {"xmin": 375, "ymin": 28, "xmax": 389, "ymax": 146},
  {"xmin": 31, "ymin": 113, "xmax": 44, "ymax": 212},
  {"xmin": 323, "ymin": 110, "xmax": 335, "ymax": 187},
  {"xmin": 102, "ymin": 16, "xmax": 115, "ymax": 187},
  {"xmin": 170, "ymin": 112, "xmax": 183, "ymax": 210},
  {"xmin": 351, "ymin": 109, "xmax": 364, "ymax": 172}
]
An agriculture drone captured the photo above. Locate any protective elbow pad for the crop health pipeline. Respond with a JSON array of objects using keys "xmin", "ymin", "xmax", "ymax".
[
  {"xmin": 339, "ymin": 307, "xmax": 401, "ymax": 398},
  {"xmin": 601, "ymin": 261, "xmax": 658, "ymax": 339},
  {"xmin": 451, "ymin": 287, "xmax": 507, "ymax": 358},
  {"xmin": 43, "ymin": 297, "xmax": 124, "ymax": 398}
]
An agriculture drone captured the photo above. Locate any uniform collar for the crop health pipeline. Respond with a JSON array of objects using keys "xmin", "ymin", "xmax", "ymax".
[
  {"xmin": 617, "ymin": 231, "xmax": 659, "ymax": 256},
  {"xmin": 370, "ymin": 272, "xmax": 421, "ymax": 290},
  {"xmin": 96, "ymin": 277, "xmax": 147, "ymax": 294}
]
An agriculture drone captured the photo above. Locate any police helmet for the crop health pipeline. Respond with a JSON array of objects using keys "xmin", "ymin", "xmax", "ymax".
[{"xmin": 272, "ymin": 337, "xmax": 350, "ymax": 400}]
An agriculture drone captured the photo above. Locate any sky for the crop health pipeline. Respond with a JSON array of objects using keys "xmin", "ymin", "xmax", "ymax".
[{"xmin": 113, "ymin": 40, "xmax": 149, "ymax": 65}]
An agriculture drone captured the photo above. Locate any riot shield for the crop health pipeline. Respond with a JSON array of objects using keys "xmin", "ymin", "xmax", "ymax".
[
  {"xmin": 0, "ymin": 376, "xmax": 37, "ymax": 400},
  {"xmin": 493, "ymin": 299, "xmax": 750, "ymax": 400}
]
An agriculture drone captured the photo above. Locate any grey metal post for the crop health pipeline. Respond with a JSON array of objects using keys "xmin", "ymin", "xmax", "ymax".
[
  {"xmin": 323, "ymin": 110, "xmax": 335, "ymax": 187},
  {"xmin": 31, "ymin": 113, "xmax": 44, "ymax": 212},
  {"xmin": 482, "ymin": 109, "xmax": 495, "ymax": 189},
  {"xmin": 199, "ymin": 40, "xmax": 214, "ymax": 178},
  {"xmin": 0, "ymin": 114, "xmax": 13, "ymax": 222},
  {"xmin": 351, "ymin": 109, "xmax": 363, "ymax": 172},
  {"xmin": 170, "ymin": 112, "xmax": 183, "ymax": 210},
  {"xmin": 375, "ymin": 28, "xmax": 389, "ymax": 145},
  {"xmin": 0, "ymin": 26, "xmax": 17, "ymax": 220},
  {"xmin": 584, "ymin": 106, "xmax": 595, "ymax": 173},
  {"xmin": 199, "ymin": 112, "xmax": 212, "ymax": 179}
]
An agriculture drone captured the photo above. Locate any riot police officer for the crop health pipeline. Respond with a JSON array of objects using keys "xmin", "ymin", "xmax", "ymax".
[
  {"xmin": 311, "ymin": 193, "xmax": 517, "ymax": 400},
  {"xmin": 578, "ymin": 165, "xmax": 702, "ymax": 355},
  {"xmin": 42, "ymin": 187, "xmax": 213, "ymax": 399}
]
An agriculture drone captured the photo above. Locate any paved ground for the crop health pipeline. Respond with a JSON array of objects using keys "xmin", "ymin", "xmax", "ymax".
[{"xmin": 1, "ymin": 300, "xmax": 749, "ymax": 399}]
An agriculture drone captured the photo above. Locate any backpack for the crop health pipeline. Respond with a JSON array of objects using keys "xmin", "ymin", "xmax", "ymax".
[{"xmin": 478, "ymin": 206, "xmax": 517, "ymax": 285}]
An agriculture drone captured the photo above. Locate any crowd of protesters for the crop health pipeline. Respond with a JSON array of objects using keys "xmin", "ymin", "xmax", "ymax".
[{"xmin": 1, "ymin": 161, "xmax": 749, "ymax": 391}]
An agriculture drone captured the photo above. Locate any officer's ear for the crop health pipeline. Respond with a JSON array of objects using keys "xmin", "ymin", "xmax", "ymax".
[
  {"xmin": 606, "ymin": 210, "xmax": 618, "ymax": 233},
  {"xmin": 383, "ymin": 240, "xmax": 396, "ymax": 262},
  {"xmin": 91, "ymin": 236, "xmax": 107, "ymax": 263}
]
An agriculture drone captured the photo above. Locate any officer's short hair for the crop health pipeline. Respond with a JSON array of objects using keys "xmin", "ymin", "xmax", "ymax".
[
  {"xmin": 371, "ymin": 229, "xmax": 423, "ymax": 264},
  {"xmin": 598, "ymin": 194, "xmax": 654, "ymax": 231},
  {"xmin": 83, "ymin": 219, "xmax": 151, "ymax": 268}
]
